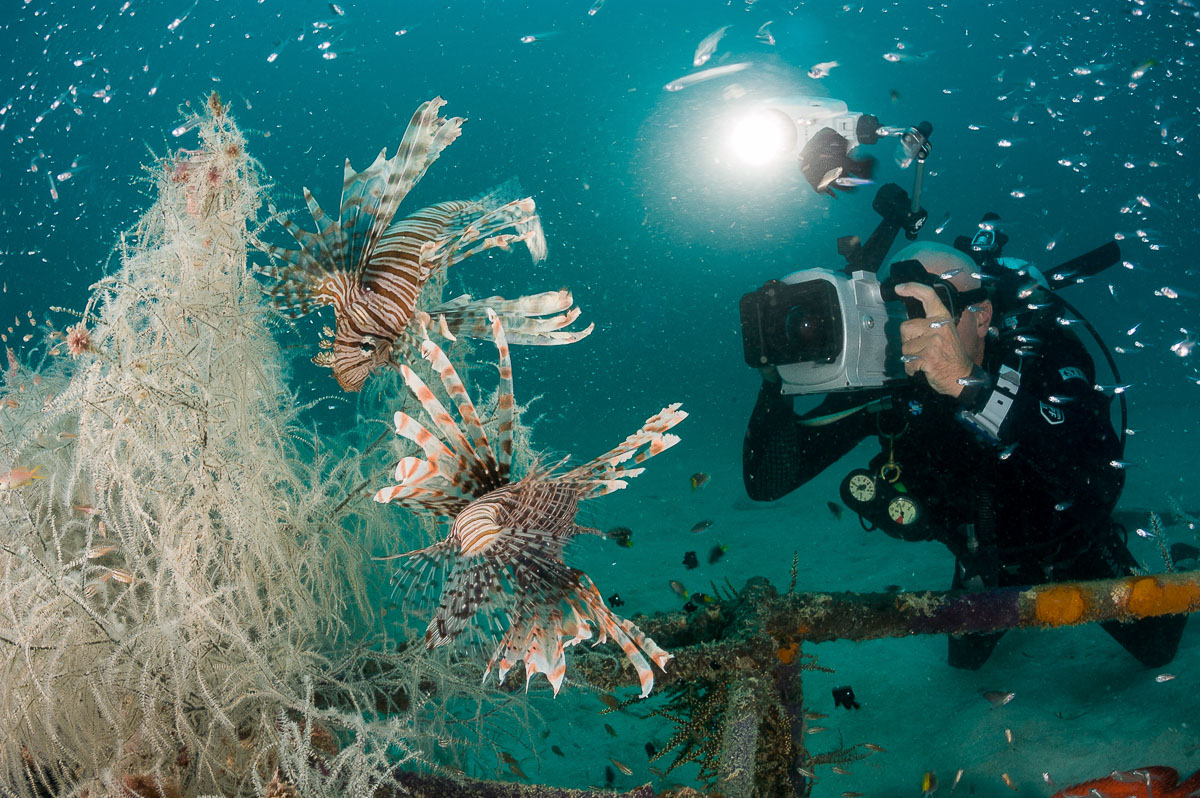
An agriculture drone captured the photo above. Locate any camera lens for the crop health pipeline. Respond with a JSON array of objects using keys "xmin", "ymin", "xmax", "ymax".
[{"xmin": 784, "ymin": 303, "xmax": 839, "ymax": 363}]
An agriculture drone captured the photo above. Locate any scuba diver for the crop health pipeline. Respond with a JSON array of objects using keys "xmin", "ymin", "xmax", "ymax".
[{"xmin": 737, "ymin": 104, "xmax": 1188, "ymax": 669}]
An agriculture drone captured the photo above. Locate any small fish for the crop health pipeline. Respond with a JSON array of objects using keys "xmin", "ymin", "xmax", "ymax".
[
  {"xmin": 600, "ymin": 722, "xmax": 618, "ymax": 738},
  {"xmin": 328, "ymin": 2, "xmax": 345, "ymax": 14},
  {"xmin": 1004, "ymin": 727, "xmax": 1013, "ymax": 746},
  {"xmin": 669, "ymin": 579, "xmax": 689, "ymax": 598},
  {"xmin": 890, "ymin": 88, "xmax": 901, "ymax": 102},
  {"xmin": 500, "ymin": 751, "xmax": 518, "ymax": 765},
  {"xmin": 551, "ymin": 745, "xmax": 565, "ymax": 756},
  {"xmin": 607, "ymin": 526, "xmax": 633, "ymax": 547},
  {"xmin": 693, "ymin": 25, "xmax": 731, "ymax": 67},
  {"xmin": 73, "ymin": 504, "xmax": 99, "ymax": 515},
  {"xmin": 832, "ymin": 766, "xmax": 850, "ymax": 775},
  {"xmin": 587, "ymin": 0, "xmax": 604, "ymax": 15},
  {"xmin": 610, "ymin": 757, "xmax": 632, "ymax": 776},
  {"xmin": 664, "ymin": 62, "xmax": 750, "ymax": 92},
  {"xmin": 1155, "ymin": 672, "xmax": 1175, "ymax": 682},
  {"xmin": 805, "ymin": 726, "xmax": 827, "ymax": 734},
  {"xmin": 708, "ymin": 544, "xmax": 726, "ymax": 564},
  {"xmin": 827, "ymin": 501, "xmax": 844, "ymax": 520},
  {"xmin": 808, "ymin": 60, "xmax": 839, "ymax": 79},
  {"xmin": 644, "ymin": 742, "xmax": 656, "ymax": 758},
  {"xmin": 1001, "ymin": 772, "xmax": 1018, "ymax": 791},
  {"xmin": 864, "ymin": 743, "xmax": 886, "ymax": 752},
  {"xmin": 803, "ymin": 710, "xmax": 827, "ymax": 720},
  {"xmin": 949, "ymin": 769, "xmax": 964, "ymax": 794},
  {"xmin": 0, "ymin": 465, "xmax": 43, "ymax": 490},
  {"xmin": 832, "ymin": 685, "xmax": 860, "ymax": 709},
  {"xmin": 691, "ymin": 592, "xmax": 714, "ymax": 604},
  {"xmin": 605, "ymin": 765, "xmax": 615, "ymax": 786},
  {"xmin": 599, "ymin": 693, "xmax": 622, "ymax": 711},
  {"xmin": 1130, "ymin": 57, "xmax": 1156, "ymax": 80},
  {"xmin": 922, "ymin": 770, "xmax": 938, "ymax": 797},
  {"xmin": 519, "ymin": 31, "xmax": 559, "ymax": 44},
  {"xmin": 934, "ymin": 213, "xmax": 951, "ymax": 235},
  {"xmin": 508, "ymin": 761, "xmax": 528, "ymax": 780},
  {"xmin": 797, "ymin": 766, "xmax": 815, "ymax": 779},
  {"xmin": 682, "ymin": 550, "xmax": 699, "ymax": 570},
  {"xmin": 85, "ymin": 545, "xmax": 117, "ymax": 559},
  {"xmin": 755, "ymin": 20, "xmax": 775, "ymax": 46},
  {"xmin": 983, "ymin": 690, "xmax": 1015, "ymax": 707},
  {"xmin": 691, "ymin": 520, "xmax": 714, "ymax": 534},
  {"xmin": 690, "ymin": 472, "xmax": 710, "ymax": 490},
  {"xmin": 607, "ymin": 592, "xmax": 624, "ymax": 608},
  {"xmin": 842, "ymin": 793, "xmax": 865, "ymax": 797},
  {"xmin": 1041, "ymin": 772, "xmax": 1054, "ymax": 787},
  {"xmin": 884, "ymin": 50, "xmax": 932, "ymax": 63},
  {"xmin": 106, "ymin": 567, "xmax": 134, "ymax": 584}
]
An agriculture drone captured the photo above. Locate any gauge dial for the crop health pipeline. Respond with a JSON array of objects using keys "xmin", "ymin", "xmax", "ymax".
[
  {"xmin": 887, "ymin": 496, "xmax": 919, "ymax": 526},
  {"xmin": 847, "ymin": 473, "xmax": 876, "ymax": 502}
]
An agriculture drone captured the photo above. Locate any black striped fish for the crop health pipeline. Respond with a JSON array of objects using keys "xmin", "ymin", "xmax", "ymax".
[
  {"xmin": 375, "ymin": 311, "xmax": 684, "ymax": 697},
  {"xmin": 260, "ymin": 97, "xmax": 591, "ymax": 391}
]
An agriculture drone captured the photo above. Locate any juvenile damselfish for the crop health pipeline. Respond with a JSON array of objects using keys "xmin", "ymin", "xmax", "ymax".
[
  {"xmin": 375, "ymin": 311, "xmax": 684, "ymax": 696},
  {"xmin": 261, "ymin": 97, "xmax": 591, "ymax": 391}
]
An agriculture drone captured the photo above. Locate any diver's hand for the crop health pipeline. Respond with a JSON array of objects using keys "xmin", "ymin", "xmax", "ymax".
[{"xmin": 894, "ymin": 282, "xmax": 973, "ymax": 398}]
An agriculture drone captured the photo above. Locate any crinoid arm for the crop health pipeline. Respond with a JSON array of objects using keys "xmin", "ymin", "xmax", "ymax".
[
  {"xmin": 257, "ymin": 97, "xmax": 464, "ymax": 317},
  {"xmin": 559, "ymin": 403, "xmax": 688, "ymax": 498},
  {"xmin": 424, "ymin": 289, "xmax": 594, "ymax": 346}
]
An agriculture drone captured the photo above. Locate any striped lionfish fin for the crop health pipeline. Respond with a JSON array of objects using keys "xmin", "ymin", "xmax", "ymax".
[
  {"xmin": 260, "ymin": 189, "xmax": 354, "ymax": 317},
  {"xmin": 416, "ymin": 336, "xmax": 499, "ymax": 475},
  {"xmin": 568, "ymin": 573, "xmax": 672, "ymax": 698},
  {"xmin": 372, "ymin": 411, "xmax": 470, "ymax": 516},
  {"xmin": 427, "ymin": 290, "xmax": 594, "ymax": 347},
  {"xmin": 489, "ymin": 309, "xmax": 516, "ymax": 476},
  {"xmin": 560, "ymin": 404, "xmax": 688, "ymax": 498},
  {"xmin": 483, "ymin": 570, "xmax": 671, "ymax": 698},
  {"xmin": 343, "ymin": 97, "xmax": 464, "ymax": 278}
]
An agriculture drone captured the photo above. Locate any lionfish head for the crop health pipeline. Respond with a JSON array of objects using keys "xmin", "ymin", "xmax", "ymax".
[{"xmin": 332, "ymin": 334, "xmax": 393, "ymax": 392}]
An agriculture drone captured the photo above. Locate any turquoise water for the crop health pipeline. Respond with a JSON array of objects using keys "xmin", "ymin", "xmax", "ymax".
[{"xmin": 2, "ymin": 0, "xmax": 1198, "ymax": 795}]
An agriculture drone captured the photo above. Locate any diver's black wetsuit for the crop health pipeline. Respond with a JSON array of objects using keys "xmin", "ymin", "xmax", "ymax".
[{"xmin": 744, "ymin": 321, "xmax": 1187, "ymax": 669}]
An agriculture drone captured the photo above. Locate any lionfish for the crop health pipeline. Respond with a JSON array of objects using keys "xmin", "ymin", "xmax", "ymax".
[
  {"xmin": 375, "ymin": 311, "xmax": 684, "ymax": 697},
  {"xmin": 260, "ymin": 97, "xmax": 592, "ymax": 391}
]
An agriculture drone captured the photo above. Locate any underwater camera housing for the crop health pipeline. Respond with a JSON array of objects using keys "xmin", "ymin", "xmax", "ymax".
[{"xmin": 739, "ymin": 269, "xmax": 908, "ymax": 395}]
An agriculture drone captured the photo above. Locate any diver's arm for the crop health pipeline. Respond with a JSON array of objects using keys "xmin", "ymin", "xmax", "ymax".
[{"xmin": 743, "ymin": 381, "xmax": 875, "ymax": 501}]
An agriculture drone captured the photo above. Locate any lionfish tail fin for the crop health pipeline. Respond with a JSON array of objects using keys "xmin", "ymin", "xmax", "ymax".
[
  {"xmin": 562, "ymin": 404, "xmax": 688, "ymax": 498},
  {"xmin": 343, "ymin": 97, "xmax": 465, "ymax": 277},
  {"xmin": 260, "ymin": 191, "xmax": 351, "ymax": 317},
  {"xmin": 426, "ymin": 290, "xmax": 593, "ymax": 347},
  {"xmin": 484, "ymin": 572, "xmax": 671, "ymax": 698}
]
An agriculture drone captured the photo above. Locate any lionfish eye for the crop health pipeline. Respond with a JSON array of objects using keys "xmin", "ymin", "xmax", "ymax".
[{"xmin": 359, "ymin": 339, "xmax": 376, "ymax": 355}]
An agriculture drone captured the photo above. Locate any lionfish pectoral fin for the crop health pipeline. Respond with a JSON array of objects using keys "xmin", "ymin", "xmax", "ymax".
[
  {"xmin": 561, "ymin": 404, "xmax": 687, "ymax": 498},
  {"xmin": 426, "ymin": 290, "xmax": 592, "ymax": 346}
]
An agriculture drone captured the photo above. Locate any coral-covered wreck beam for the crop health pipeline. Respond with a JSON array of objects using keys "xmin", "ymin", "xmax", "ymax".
[{"xmin": 767, "ymin": 570, "xmax": 1200, "ymax": 643}]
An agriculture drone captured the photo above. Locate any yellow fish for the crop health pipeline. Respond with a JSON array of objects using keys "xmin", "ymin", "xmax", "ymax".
[{"xmin": 0, "ymin": 465, "xmax": 43, "ymax": 490}]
